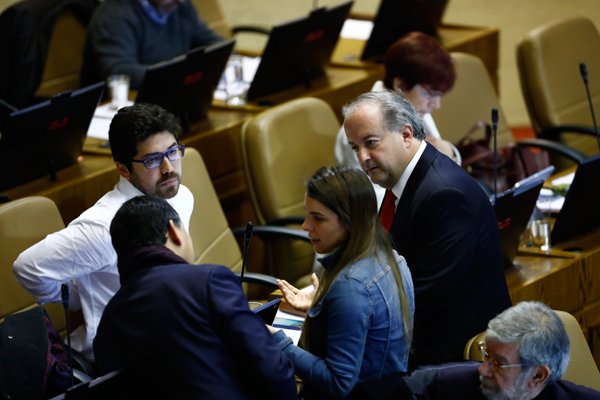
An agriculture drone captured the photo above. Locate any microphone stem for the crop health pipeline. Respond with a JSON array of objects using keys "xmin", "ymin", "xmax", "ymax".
[{"xmin": 584, "ymin": 78, "xmax": 600, "ymax": 149}]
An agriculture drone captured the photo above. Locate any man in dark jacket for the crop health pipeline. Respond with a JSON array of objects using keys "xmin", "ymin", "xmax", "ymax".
[
  {"xmin": 419, "ymin": 302, "xmax": 600, "ymax": 400},
  {"xmin": 81, "ymin": 0, "xmax": 222, "ymax": 88},
  {"xmin": 343, "ymin": 90, "xmax": 511, "ymax": 367},
  {"xmin": 93, "ymin": 195, "xmax": 297, "ymax": 399}
]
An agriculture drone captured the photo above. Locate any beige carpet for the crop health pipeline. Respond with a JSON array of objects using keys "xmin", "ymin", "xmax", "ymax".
[{"xmin": 219, "ymin": 0, "xmax": 600, "ymax": 127}]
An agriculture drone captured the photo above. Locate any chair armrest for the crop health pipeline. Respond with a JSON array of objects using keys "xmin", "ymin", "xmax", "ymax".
[
  {"xmin": 267, "ymin": 216, "xmax": 305, "ymax": 226},
  {"xmin": 231, "ymin": 24, "xmax": 271, "ymax": 36},
  {"xmin": 70, "ymin": 348, "xmax": 97, "ymax": 379},
  {"xmin": 538, "ymin": 124, "xmax": 599, "ymax": 141},
  {"xmin": 516, "ymin": 138, "xmax": 587, "ymax": 164},
  {"xmin": 231, "ymin": 224, "xmax": 310, "ymax": 242},
  {"xmin": 234, "ymin": 271, "xmax": 279, "ymax": 289}
]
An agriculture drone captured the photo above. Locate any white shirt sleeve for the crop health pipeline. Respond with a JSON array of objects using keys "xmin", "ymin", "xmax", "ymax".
[{"xmin": 13, "ymin": 217, "xmax": 116, "ymax": 306}]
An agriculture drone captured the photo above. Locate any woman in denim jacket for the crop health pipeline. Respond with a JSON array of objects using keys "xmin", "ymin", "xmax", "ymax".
[{"xmin": 270, "ymin": 166, "xmax": 415, "ymax": 399}]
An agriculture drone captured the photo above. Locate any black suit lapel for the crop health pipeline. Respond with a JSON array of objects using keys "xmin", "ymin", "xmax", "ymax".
[{"xmin": 390, "ymin": 144, "xmax": 438, "ymax": 238}]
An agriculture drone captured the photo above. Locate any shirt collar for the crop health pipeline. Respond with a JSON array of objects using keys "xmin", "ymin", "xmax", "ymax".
[
  {"xmin": 138, "ymin": 0, "xmax": 174, "ymax": 25},
  {"xmin": 392, "ymin": 140, "xmax": 427, "ymax": 201},
  {"xmin": 116, "ymin": 175, "xmax": 145, "ymax": 198}
]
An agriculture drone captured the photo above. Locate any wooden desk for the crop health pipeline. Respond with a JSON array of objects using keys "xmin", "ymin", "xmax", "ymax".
[
  {"xmin": 2, "ymin": 66, "xmax": 379, "ymax": 227},
  {"xmin": 330, "ymin": 23, "xmax": 500, "ymax": 90},
  {"xmin": 214, "ymin": 65, "xmax": 381, "ymax": 122},
  {"xmin": 2, "ymin": 108, "xmax": 250, "ymax": 225},
  {"xmin": 516, "ymin": 225, "xmax": 600, "ymax": 368}
]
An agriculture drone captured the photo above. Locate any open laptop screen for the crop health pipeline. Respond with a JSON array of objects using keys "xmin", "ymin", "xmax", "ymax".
[
  {"xmin": 551, "ymin": 153, "xmax": 600, "ymax": 245},
  {"xmin": 246, "ymin": 1, "xmax": 352, "ymax": 101},
  {"xmin": 361, "ymin": 0, "xmax": 449, "ymax": 61},
  {"xmin": 0, "ymin": 82, "xmax": 104, "ymax": 191},
  {"xmin": 494, "ymin": 179, "xmax": 544, "ymax": 267},
  {"xmin": 136, "ymin": 39, "xmax": 234, "ymax": 132}
]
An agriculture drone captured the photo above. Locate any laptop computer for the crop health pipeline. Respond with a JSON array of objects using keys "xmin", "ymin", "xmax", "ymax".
[
  {"xmin": 550, "ymin": 153, "xmax": 600, "ymax": 246},
  {"xmin": 136, "ymin": 39, "xmax": 235, "ymax": 133},
  {"xmin": 252, "ymin": 298, "xmax": 281, "ymax": 325},
  {"xmin": 245, "ymin": 1, "xmax": 352, "ymax": 102},
  {"xmin": 0, "ymin": 82, "xmax": 105, "ymax": 191},
  {"xmin": 361, "ymin": 0, "xmax": 449, "ymax": 61},
  {"xmin": 494, "ymin": 177, "xmax": 545, "ymax": 267}
]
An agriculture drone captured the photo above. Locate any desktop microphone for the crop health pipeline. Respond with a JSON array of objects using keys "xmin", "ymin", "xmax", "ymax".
[
  {"xmin": 491, "ymin": 108, "xmax": 499, "ymax": 201},
  {"xmin": 240, "ymin": 221, "xmax": 254, "ymax": 284},
  {"xmin": 579, "ymin": 62, "xmax": 600, "ymax": 149},
  {"xmin": 60, "ymin": 283, "xmax": 74, "ymax": 387}
]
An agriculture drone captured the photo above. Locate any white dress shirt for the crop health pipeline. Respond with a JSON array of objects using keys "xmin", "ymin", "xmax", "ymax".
[{"xmin": 13, "ymin": 176, "xmax": 194, "ymax": 360}]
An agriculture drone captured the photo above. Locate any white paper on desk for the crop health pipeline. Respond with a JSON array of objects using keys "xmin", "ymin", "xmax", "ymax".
[
  {"xmin": 551, "ymin": 172, "xmax": 575, "ymax": 186},
  {"xmin": 340, "ymin": 19, "xmax": 373, "ymax": 40},
  {"xmin": 537, "ymin": 188, "xmax": 565, "ymax": 213},
  {"xmin": 86, "ymin": 101, "xmax": 134, "ymax": 140},
  {"xmin": 273, "ymin": 310, "xmax": 304, "ymax": 346}
]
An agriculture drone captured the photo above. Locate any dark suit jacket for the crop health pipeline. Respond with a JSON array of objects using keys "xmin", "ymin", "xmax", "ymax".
[
  {"xmin": 420, "ymin": 363, "xmax": 600, "ymax": 399},
  {"xmin": 94, "ymin": 245, "xmax": 297, "ymax": 400},
  {"xmin": 390, "ymin": 144, "xmax": 511, "ymax": 367}
]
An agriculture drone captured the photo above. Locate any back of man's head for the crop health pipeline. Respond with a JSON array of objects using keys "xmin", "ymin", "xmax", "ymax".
[
  {"xmin": 486, "ymin": 301, "xmax": 570, "ymax": 382},
  {"xmin": 110, "ymin": 195, "xmax": 181, "ymax": 259},
  {"xmin": 109, "ymin": 103, "xmax": 182, "ymax": 170}
]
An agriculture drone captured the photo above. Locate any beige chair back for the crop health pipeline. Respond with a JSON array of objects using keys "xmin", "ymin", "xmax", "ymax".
[
  {"xmin": 181, "ymin": 147, "xmax": 242, "ymax": 272},
  {"xmin": 0, "ymin": 196, "xmax": 66, "ymax": 329},
  {"xmin": 35, "ymin": 10, "xmax": 87, "ymax": 98},
  {"xmin": 241, "ymin": 97, "xmax": 339, "ymax": 285},
  {"xmin": 517, "ymin": 16, "xmax": 600, "ymax": 156},
  {"xmin": 432, "ymin": 52, "xmax": 513, "ymax": 148},
  {"xmin": 190, "ymin": 0, "xmax": 231, "ymax": 38},
  {"xmin": 463, "ymin": 310, "xmax": 600, "ymax": 391}
]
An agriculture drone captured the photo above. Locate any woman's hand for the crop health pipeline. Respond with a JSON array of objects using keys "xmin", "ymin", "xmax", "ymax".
[{"xmin": 277, "ymin": 273, "xmax": 319, "ymax": 312}]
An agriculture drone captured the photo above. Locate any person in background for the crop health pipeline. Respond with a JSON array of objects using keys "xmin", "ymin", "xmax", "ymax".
[
  {"xmin": 13, "ymin": 103, "xmax": 194, "ymax": 361},
  {"xmin": 94, "ymin": 195, "xmax": 297, "ymax": 399},
  {"xmin": 420, "ymin": 301, "xmax": 600, "ymax": 400},
  {"xmin": 271, "ymin": 166, "xmax": 414, "ymax": 400},
  {"xmin": 343, "ymin": 91, "xmax": 510, "ymax": 367},
  {"xmin": 336, "ymin": 31, "xmax": 460, "ymax": 184},
  {"xmin": 81, "ymin": 0, "xmax": 222, "ymax": 88}
]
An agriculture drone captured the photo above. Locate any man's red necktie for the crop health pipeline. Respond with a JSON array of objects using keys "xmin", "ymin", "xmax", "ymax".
[{"xmin": 380, "ymin": 190, "xmax": 397, "ymax": 232}]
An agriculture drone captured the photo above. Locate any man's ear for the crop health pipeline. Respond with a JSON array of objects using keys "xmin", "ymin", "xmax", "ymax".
[
  {"xmin": 166, "ymin": 219, "xmax": 183, "ymax": 246},
  {"xmin": 116, "ymin": 162, "xmax": 131, "ymax": 179},
  {"xmin": 402, "ymin": 124, "xmax": 414, "ymax": 145},
  {"xmin": 528, "ymin": 365, "xmax": 550, "ymax": 389}
]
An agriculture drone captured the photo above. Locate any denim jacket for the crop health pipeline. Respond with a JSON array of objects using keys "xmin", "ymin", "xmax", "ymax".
[{"xmin": 273, "ymin": 250, "xmax": 415, "ymax": 399}]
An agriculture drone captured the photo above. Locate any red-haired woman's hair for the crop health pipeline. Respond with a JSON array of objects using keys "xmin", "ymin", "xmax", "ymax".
[{"xmin": 383, "ymin": 31, "xmax": 456, "ymax": 93}]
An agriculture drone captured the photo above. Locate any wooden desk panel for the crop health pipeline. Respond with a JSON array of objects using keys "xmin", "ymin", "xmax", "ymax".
[
  {"xmin": 507, "ymin": 255, "xmax": 584, "ymax": 314},
  {"xmin": 1, "ymin": 109, "xmax": 250, "ymax": 225},
  {"xmin": 330, "ymin": 23, "xmax": 499, "ymax": 90},
  {"xmin": 214, "ymin": 66, "xmax": 381, "ymax": 122},
  {"xmin": 2, "ymin": 66, "xmax": 378, "ymax": 228},
  {"xmin": 517, "ymin": 226, "xmax": 600, "ymax": 368}
]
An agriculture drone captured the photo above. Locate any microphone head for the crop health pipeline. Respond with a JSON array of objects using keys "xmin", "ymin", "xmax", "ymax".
[
  {"xmin": 491, "ymin": 108, "xmax": 499, "ymax": 124},
  {"xmin": 244, "ymin": 221, "xmax": 254, "ymax": 247},
  {"xmin": 580, "ymin": 62, "xmax": 588, "ymax": 82},
  {"xmin": 61, "ymin": 283, "xmax": 69, "ymax": 305}
]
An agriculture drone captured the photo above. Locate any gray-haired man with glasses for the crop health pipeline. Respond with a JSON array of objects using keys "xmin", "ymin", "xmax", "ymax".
[
  {"xmin": 416, "ymin": 301, "xmax": 600, "ymax": 399},
  {"xmin": 14, "ymin": 103, "xmax": 194, "ymax": 362}
]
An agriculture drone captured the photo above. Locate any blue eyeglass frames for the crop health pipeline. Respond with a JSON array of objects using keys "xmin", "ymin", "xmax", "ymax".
[{"xmin": 131, "ymin": 145, "xmax": 186, "ymax": 169}]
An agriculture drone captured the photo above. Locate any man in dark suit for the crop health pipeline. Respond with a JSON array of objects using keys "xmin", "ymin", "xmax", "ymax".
[
  {"xmin": 343, "ymin": 90, "xmax": 511, "ymax": 367},
  {"xmin": 418, "ymin": 302, "xmax": 600, "ymax": 399},
  {"xmin": 93, "ymin": 195, "xmax": 297, "ymax": 399}
]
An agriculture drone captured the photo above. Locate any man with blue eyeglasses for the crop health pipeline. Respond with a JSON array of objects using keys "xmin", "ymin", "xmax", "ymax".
[
  {"xmin": 416, "ymin": 302, "xmax": 600, "ymax": 400},
  {"xmin": 14, "ymin": 103, "xmax": 194, "ymax": 362}
]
